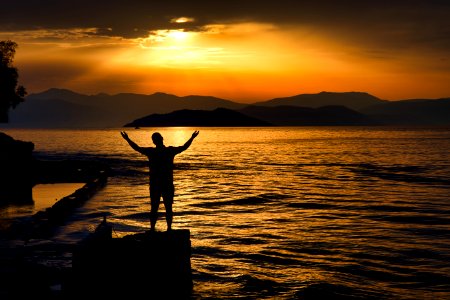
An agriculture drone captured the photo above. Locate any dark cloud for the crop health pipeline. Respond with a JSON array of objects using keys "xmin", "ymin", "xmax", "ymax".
[{"xmin": 1, "ymin": 1, "xmax": 449, "ymax": 51}]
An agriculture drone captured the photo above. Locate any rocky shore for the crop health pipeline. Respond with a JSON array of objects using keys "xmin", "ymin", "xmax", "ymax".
[{"xmin": 0, "ymin": 132, "xmax": 110, "ymax": 299}]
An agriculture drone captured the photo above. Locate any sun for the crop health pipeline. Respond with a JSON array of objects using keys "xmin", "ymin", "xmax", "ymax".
[{"xmin": 167, "ymin": 30, "xmax": 189, "ymax": 41}]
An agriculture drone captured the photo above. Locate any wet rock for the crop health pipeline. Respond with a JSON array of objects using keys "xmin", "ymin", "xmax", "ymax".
[
  {"xmin": 71, "ymin": 219, "xmax": 193, "ymax": 298},
  {"xmin": 0, "ymin": 132, "xmax": 35, "ymax": 202}
]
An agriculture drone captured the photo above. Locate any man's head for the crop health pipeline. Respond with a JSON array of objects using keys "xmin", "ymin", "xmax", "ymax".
[{"xmin": 152, "ymin": 132, "xmax": 164, "ymax": 146}]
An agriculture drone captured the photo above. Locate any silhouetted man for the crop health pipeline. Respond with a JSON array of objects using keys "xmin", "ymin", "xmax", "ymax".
[{"xmin": 121, "ymin": 130, "xmax": 199, "ymax": 231}]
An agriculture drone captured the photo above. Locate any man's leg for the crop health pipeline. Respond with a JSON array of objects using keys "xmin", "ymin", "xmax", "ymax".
[
  {"xmin": 150, "ymin": 188, "xmax": 161, "ymax": 231},
  {"xmin": 162, "ymin": 184, "xmax": 174, "ymax": 231},
  {"xmin": 162, "ymin": 196, "xmax": 173, "ymax": 231}
]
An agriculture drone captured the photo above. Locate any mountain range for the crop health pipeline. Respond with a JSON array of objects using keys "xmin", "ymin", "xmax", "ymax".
[
  {"xmin": 256, "ymin": 91, "xmax": 385, "ymax": 110},
  {"xmin": 3, "ymin": 88, "xmax": 450, "ymax": 127}
]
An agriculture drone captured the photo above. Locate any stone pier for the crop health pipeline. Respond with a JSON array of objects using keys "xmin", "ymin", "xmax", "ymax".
[{"xmin": 70, "ymin": 219, "xmax": 193, "ymax": 298}]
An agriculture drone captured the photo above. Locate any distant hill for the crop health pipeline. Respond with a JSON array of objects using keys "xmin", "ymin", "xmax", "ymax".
[
  {"xmin": 240, "ymin": 105, "xmax": 378, "ymax": 126},
  {"xmin": 8, "ymin": 98, "xmax": 106, "ymax": 127},
  {"xmin": 9, "ymin": 89, "xmax": 245, "ymax": 128},
  {"xmin": 360, "ymin": 98, "xmax": 450, "ymax": 125},
  {"xmin": 124, "ymin": 108, "xmax": 272, "ymax": 127},
  {"xmin": 4, "ymin": 88, "xmax": 450, "ymax": 127},
  {"xmin": 253, "ymin": 92, "xmax": 385, "ymax": 111}
]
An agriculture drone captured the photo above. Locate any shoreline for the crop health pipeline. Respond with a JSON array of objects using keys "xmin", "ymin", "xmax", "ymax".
[
  {"xmin": 0, "ymin": 159, "xmax": 110, "ymax": 299},
  {"xmin": 5, "ymin": 168, "xmax": 108, "ymax": 240}
]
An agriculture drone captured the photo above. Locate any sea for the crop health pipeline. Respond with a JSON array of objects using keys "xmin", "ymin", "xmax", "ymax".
[{"xmin": 1, "ymin": 127, "xmax": 450, "ymax": 299}]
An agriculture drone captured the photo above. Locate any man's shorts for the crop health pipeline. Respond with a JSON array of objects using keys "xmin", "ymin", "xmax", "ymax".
[{"xmin": 150, "ymin": 183, "xmax": 174, "ymax": 201}]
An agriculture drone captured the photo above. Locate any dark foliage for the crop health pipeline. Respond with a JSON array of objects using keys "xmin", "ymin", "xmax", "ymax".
[{"xmin": 0, "ymin": 40, "xmax": 27, "ymax": 122}]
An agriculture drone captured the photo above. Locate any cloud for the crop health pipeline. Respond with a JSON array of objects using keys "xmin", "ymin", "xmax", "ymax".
[
  {"xmin": 170, "ymin": 17, "xmax": 195, "ymax": 24},
  {"xmin": 3, "ymin": 0, "xmax": 450, "ymax": 100},
  {"xmin": 1, "ymin": 0, "xmax": 449, "ymax": 53}
]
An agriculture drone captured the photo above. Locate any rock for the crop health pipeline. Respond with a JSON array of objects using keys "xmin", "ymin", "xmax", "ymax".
[
  {"xmin": 70, "ymin": 220, "xmax": 193, "ymax": 298},
  {"xmin": 0, "ymin": 132, "xmax": 35, "ymax": 202}
]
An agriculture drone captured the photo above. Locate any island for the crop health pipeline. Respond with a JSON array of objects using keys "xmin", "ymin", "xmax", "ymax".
[
  {"xmin": 124, "ymin": 105, "xmax": 379, "ymax": 127},
  {"xmin": 124, "ymin": 107, "xmax": 272, "ymax": 127}
]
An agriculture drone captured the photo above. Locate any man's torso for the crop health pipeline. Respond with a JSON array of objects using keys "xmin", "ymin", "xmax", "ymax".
[{"xmin": 144, "ymin": 146, "xmax": 180, "ymax": 186}]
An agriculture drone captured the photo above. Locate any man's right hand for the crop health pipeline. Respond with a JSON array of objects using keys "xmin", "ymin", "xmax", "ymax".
[{"xmin": 192, "ymin": 130, "xmax": 199, "ymax": 139}]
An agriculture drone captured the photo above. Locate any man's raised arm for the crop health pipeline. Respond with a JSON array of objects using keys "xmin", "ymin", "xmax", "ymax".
[
  {"xmin": 179, "ymin": 130, "xmax": 199, "ymax": 152},
  {"xmin": 121, "ymin": 131, "xmax": 146, "ymax": 154}
]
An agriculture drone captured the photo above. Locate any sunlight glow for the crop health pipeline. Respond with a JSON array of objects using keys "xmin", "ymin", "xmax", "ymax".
[
  {"xmin": 168, "ymin": 30, "xmax": 189, "ymax": 40},
  {"xmin": 129, "ymin": 23, "xmax": 298, "ymax": 70},
  {"xmin": 139, "ymin": 30, "xmax": 193, "ymax": 47},
  {"xmin": 10, "ymin": 21, "xmax": 450, "ymax": 101}
]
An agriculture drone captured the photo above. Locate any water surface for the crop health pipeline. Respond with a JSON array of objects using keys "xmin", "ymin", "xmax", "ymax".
[{"xmin": 1, "ymin": 127, "xmax": 449, "ymax": 299}]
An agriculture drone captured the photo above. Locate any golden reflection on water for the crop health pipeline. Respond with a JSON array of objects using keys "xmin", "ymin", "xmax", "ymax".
[
  {"xmin": 33, "ymin": 183, "xmax": 85, "ymax": 212},
  {"xmin": 0, "ymin": 183, "xmax": 84, "ymax": 224}
]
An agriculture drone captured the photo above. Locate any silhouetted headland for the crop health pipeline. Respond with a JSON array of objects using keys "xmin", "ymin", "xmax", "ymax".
[
  {"xmin": 124, "ymin": 107, "xmax": 272, "ymax": 127},
  {"xmin": 124, "ymin": 105, "xmax": 379, "ymax": 127},
  {"xmin": 240, "ymin": 105, "xmax": 379, "ymax": 126}
]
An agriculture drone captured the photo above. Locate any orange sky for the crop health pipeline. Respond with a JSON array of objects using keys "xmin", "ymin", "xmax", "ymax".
[{"xmin": 2, "ymin": 2, "xmax": 450, "ymax": 102}]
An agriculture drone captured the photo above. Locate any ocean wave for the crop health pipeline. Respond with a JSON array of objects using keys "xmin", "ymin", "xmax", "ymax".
[
  {"xmin": 191, "ymin": 193, "xmax": 290, "ymax": 208},
  {"xmin": 294, "ymin": 281, "xmax": 388, "ymax": 300},
  {"xmin": 236, "ymin": 274, "xmax": 285, "ymax": 295},
  {"xmin": 218, "ymin": 236, "xmax": 268, "ymax": 245},
  {"xmin": 286, "ymin": 202, "xmax": 336, "ymax": 209},
  {"xmin": 346, "ymin": 164, "xmax": 450, "ymax": 184},
  {"xmin": 367, "ymin": 214, "xmax": 450, "ymax": 225}
]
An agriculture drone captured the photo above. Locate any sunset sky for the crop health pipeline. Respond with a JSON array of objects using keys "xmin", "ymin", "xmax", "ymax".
[{"xmin": 1, "ymin": 1, "xmax": 449, "ymax": 102}]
